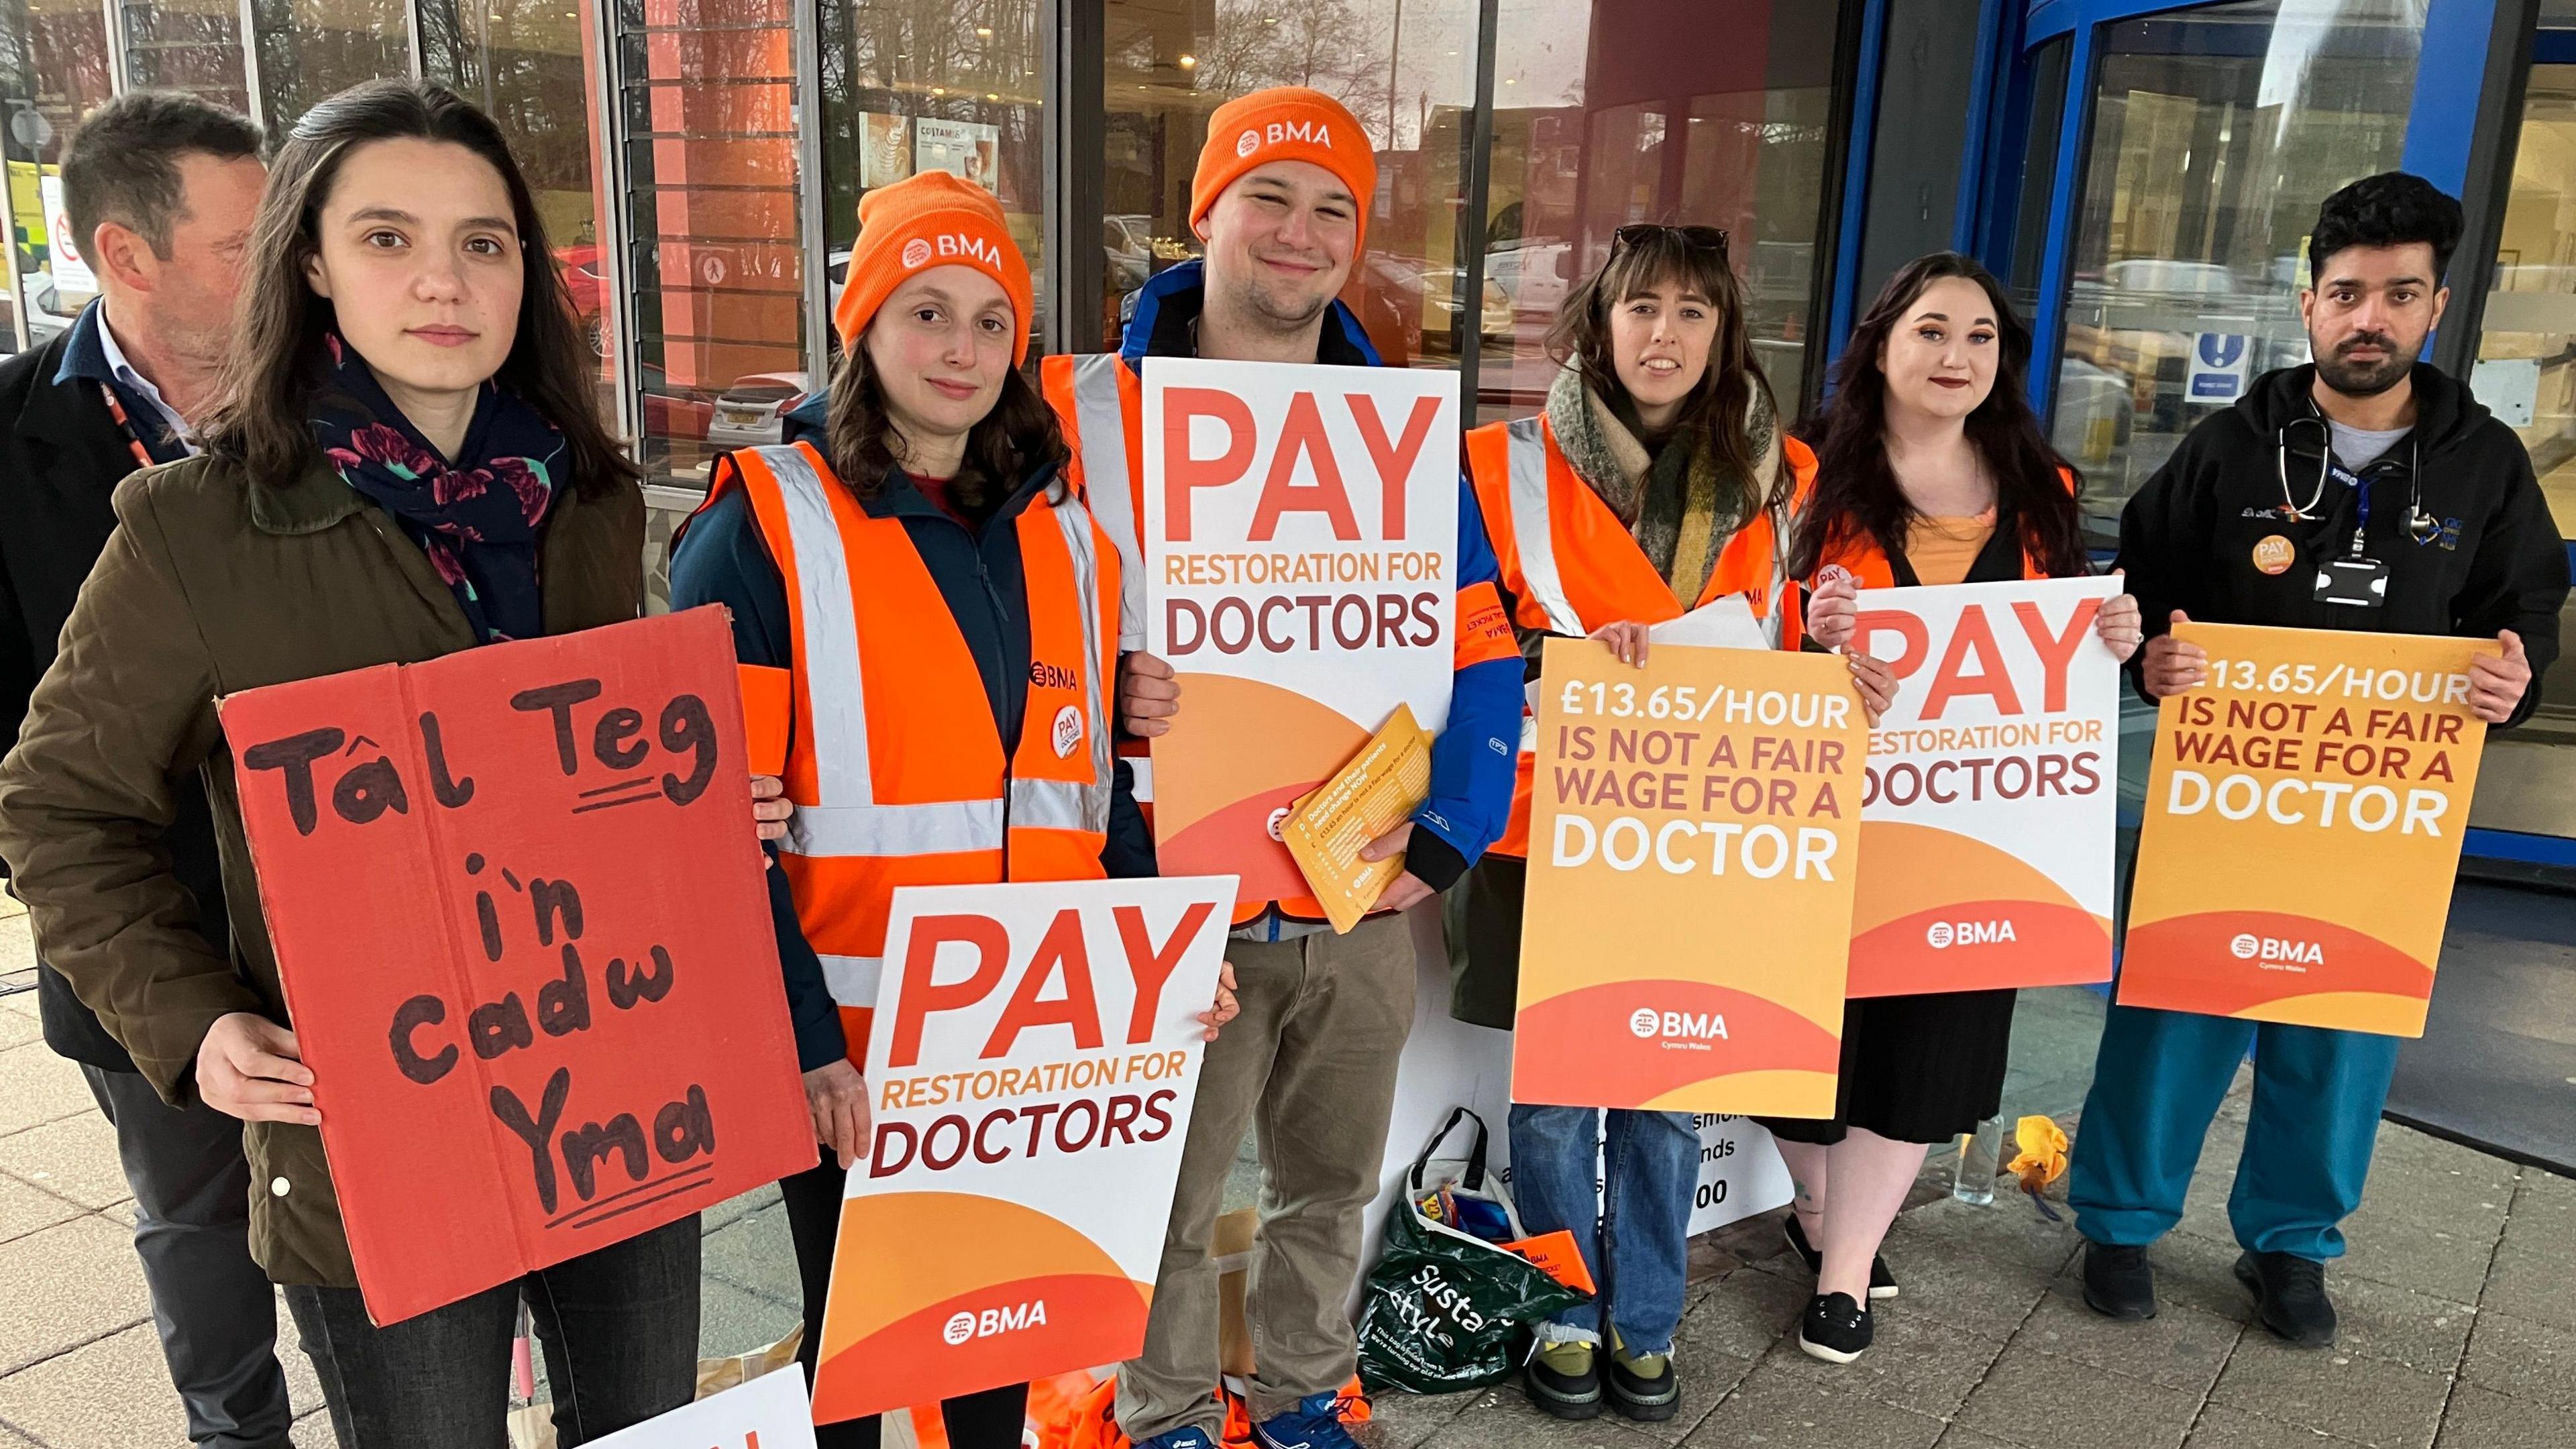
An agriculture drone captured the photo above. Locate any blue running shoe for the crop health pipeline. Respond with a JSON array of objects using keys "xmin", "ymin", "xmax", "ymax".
[
  {"xmin": 1250, "ymin": 1392, "xmax": 1363, "ymax": 1449},
  {"xmin": 1132, "ymin": 1427, "xmax": 1221, "ymax": 1449}
]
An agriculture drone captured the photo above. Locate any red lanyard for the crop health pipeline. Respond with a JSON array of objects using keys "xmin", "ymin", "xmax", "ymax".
[{"xmin": 97, "ymin": 382, "xmax": 162, "ymax": 470}]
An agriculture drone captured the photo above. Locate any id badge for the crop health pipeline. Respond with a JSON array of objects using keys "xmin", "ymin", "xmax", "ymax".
[{"xmin": 2312, "ymin": 557, "xmax": 2388, "ymax": 607}]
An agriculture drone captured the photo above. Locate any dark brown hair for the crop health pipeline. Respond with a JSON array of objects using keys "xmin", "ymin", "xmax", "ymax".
[
  {"xmin": 200, "ymin": 79, "xmax": 634, "ymax": 496},
  {"xmin": 1789, "ymin": 252, "xmax": 2087, "ymax": 580},
  {"xmin": 822, "ymin": 343, "xmax": 1065, "ymax": 507},
  {"xmin": 1543, "ymin": 228, "xmax": 1786, "ymax": 519},
  {"xmin": 61, "ymin": 91, "xmax": 262, "ymax": 260}
]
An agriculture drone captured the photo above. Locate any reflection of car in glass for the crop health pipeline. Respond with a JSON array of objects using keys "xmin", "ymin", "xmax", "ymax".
[
  {"xmin": 1485, "ymin": 241, "xmax": 1570, "ymax": 319},
  {"xmin": 1105, "ymin": 215, "xmax": 1152, "ymax": 295},
  {"xmin": 637, "ymin": 363, "xmax": 716, "ymax": 443},
  {"xmin": 558, "ymin": 244, "xmax": 608, "ymax": 356},
  {"xmin": 707, "ymin": 372, "xmax": 810, "ymax": 450}
]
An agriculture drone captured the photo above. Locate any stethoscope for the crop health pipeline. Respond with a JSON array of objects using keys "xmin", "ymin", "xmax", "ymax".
[{"xmin": 2274, "ymin": 413, "xmax": 2441, "ymax": 545}]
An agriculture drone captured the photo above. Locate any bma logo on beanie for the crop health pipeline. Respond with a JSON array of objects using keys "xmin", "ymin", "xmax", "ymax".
[
  {"xmin": 900, "ymin": 237, "xmax": 932, "ymax": 268},
  {"xmin": 1236, "ymin": 128, "xmax": 1260, "ymax": 158},
  {"xmin": 900, "ymin": 233, "xmax": 1006, "ymax": 272}
]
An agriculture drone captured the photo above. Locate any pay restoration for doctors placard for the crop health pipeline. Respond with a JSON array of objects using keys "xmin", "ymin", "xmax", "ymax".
[
  {"xmin": 1513, "ymin": 639, "xmax": 1868, "ymax": 1118},
  {"xmin": 2121, "ymin": 621, "xmax": 2493, "ymax": 1037}
]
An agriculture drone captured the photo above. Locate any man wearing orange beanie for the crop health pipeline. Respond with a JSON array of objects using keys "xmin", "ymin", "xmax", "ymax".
[{"xmin": 1038, "ymin": 87, "xmax": 1523, "ymax": 1449}]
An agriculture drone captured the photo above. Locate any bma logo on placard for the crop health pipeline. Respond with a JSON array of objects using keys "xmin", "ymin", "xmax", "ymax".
[
  {"xmin": 1629, "ymin": 1007, "xmax": 1727, "ymax": 1051},
  {"xmin": 2230, "ymin": 933, "xmax": 2324, "ymax": 968},
  {"xmin": 1925, "ymin": 920, "xmax": 2017, "ymax": 949},
  {"xmin": 942, "ymin": 1300, "xmax": 1050, "ymax": 1346}
]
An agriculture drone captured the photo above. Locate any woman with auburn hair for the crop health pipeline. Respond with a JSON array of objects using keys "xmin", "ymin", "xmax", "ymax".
[{"xmin": 1773, "ymin": 251, "xmax": 2141, "ymax": 1366}]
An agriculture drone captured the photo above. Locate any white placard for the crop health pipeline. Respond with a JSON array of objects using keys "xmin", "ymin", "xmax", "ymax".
[{"xmin": 580, "ymin": 1365, "xmax": 815, "ymax": 1449}]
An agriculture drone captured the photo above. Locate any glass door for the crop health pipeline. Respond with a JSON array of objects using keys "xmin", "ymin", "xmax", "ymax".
[
  {"xmin": 2052, "ymin": 0, "xmax": 2427, "ymax": 528},
  {"xmin": 2468, "ymin": 58, "xmax": 2576, "ymax": 730}
]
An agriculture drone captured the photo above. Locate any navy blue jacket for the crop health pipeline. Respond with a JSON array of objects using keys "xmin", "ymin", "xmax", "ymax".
[{"xmin": 669, "ymin": 433, "xmax": 1150, "ymax": 1073}]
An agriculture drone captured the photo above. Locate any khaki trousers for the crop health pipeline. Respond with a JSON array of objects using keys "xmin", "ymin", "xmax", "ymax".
[{"xmin": 1116, "ymin": 913, "xmax": 1417, "ymax": 1440}]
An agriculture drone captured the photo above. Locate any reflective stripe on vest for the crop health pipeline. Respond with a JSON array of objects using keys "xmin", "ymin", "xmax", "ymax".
[
  {"xmin": 1503, "ymin": 417, "xmax": 1586, "ymax": 636},
  {"xmin": 1061, "ymin": 353, "xmax": 1148, "ymax": 653},
  {"xmin": 726, "ymin": 443, "xmax": 1115, "ymax": 1039}
]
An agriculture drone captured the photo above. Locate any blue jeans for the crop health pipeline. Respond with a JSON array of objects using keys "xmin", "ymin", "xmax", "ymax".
[
  {"xmin": 1507, "ymin": 1106, "xmax": 1699, "ymax": 1355},
  {"xmin": 2068, "ymin": 1003, "xmax": 2398, "ymax": 1261}
]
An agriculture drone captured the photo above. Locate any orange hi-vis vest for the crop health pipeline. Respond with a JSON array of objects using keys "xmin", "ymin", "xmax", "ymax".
[
  {"xmin": 1040, "ymin": 350, "xmax": 1519, "ymax": 926},
  {"xmin": 714, "ymin": 442, "xmax": 1119, "ymax": 1067},
  {"xmin": 1464, "ymin": 413, "xmax": 1819, "ymax": 859}
]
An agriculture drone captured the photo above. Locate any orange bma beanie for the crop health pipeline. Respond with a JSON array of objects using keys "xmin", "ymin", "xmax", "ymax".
[
  {"xmin": 1190, "ymin": 87, "xmax": 1378, "ymax": 250},
  {"xmin": 833, "ymin": 170, "xmax": 1034, "ymax": 363}
]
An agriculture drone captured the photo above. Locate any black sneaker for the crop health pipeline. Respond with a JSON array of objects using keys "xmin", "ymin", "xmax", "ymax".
[
  {"xmin": 1796, "ymin": 1292, "xmax": 1874, "ymax": 1364},
  {"xmin": 2235, "ymin": 1251, "xmax": 2337, "ymax": 1348},
  {"xmin": 1782, "ymin": 1214, "xmax": 1898, "ymax": 1299},
  {"xmin": 1602, "ymin": 1342, "xmax": 1678, "ymax": 1423},
  {"xmin": 2081, "ymin": 1239, "xmax": 2158, "ymax": 1321},
  {"xmin": 1523, "ymin": 1340, "xmax": 1603, "ymax": 1420}
]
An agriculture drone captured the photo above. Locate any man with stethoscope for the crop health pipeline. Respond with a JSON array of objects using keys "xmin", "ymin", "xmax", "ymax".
[{"xmin": 2066, "ymin": 172, "xmax": 2568, "ymax": 1348}]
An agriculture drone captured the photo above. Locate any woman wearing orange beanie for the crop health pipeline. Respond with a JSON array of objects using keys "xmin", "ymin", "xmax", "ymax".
[{"xmin": 670, "ymin": 170, "xmax": 1232, "ymax": 1448}]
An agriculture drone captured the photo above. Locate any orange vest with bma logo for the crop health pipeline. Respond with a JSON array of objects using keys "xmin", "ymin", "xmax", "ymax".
[{"xmin": 711, "ymin": 441, "xmax": 1118, "ymax": 1066}]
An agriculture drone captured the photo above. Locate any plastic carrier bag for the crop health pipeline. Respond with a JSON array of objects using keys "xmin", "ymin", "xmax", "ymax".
[{"xmin": 1354, "ymin": 1108, "xmax": 1589, "ymax": 1395}]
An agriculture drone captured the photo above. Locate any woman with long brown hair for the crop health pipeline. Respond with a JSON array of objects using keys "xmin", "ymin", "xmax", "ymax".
[
  {"xmin": 1450, "ymin": 224, "xmax": 1894, "ymax": 1424},
  {"xmin": 1772, "ymin": 251, "xmax": 2141, "ymax": 1365},
  {"xmin": 0, "ymin": 78, "xmax": 745, "ymax": 1445},
  {"xmin": 668, "ymin": 170, "xmax": 1230, "ymax": 1449}
]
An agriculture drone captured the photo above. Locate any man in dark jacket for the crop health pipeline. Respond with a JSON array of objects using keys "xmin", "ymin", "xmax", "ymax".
[
  {"xmin": 2070, "ymin": 174, "xmax": 2569, "ymax": 1348},
  {"xmin": 0, "ymin": 93, "xmax": 292, "ymax": 1448}
]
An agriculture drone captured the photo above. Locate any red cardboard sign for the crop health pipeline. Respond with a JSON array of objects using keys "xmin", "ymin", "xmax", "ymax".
[{"xmin": 217, "ymin": 608, "xmax": 813, "ymax": 1326}]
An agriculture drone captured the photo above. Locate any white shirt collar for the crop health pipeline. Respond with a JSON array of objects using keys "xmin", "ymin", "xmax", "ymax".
[{"xmin": 96, "ymin": 309, "xmax": 201, "ymax": 453}]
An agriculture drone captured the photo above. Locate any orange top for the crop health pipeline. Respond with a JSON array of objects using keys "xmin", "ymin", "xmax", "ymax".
[{"xmin": 1900, "ymin": 510, "xmax": 1998, "ymax": 588}]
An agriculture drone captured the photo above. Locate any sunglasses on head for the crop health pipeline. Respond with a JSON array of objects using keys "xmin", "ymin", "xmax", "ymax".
[{"xmin": 1612, "ymin": 223, "xmax": 1730, "ymax": 259}]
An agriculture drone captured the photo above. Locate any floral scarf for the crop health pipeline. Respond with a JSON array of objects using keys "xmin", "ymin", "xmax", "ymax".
[{"xmin": 311, "ymin": 332, "xmax": 560, "ymax": 643}]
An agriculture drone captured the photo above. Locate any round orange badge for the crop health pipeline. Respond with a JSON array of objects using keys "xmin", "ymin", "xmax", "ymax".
[{"xmin": 2251, "ymin": 535, "xmax": 2295, "ymax": 575}]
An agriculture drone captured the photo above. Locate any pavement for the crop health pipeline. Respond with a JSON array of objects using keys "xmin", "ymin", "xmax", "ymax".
[{"xmin": 5, "ymin": 887, "xmax": 2573, "ymax": 1448}]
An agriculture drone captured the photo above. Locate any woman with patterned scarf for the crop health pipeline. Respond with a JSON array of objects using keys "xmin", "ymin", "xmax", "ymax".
[
  {"xmin": 0, "ymin": 79, "xmax": 792, "ymax": 1446},
  {"xmin": 1450, "ymin": 224, "xmax": 1896, "ymax": 1426}
]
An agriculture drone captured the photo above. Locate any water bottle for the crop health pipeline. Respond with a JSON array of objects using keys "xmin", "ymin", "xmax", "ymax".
[{"xmin": 1952, "ymin": 1116, "xmax": 2005, "ymax": 1205}]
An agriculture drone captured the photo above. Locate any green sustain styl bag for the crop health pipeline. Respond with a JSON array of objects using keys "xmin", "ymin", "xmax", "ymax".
[{"xmin": 1355, "ymin": 1108, "xmax": 1591, "ymax": 1395}]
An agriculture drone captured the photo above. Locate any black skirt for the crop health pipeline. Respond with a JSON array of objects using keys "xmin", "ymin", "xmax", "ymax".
[{"xmin": 1758, "ymin": 987, "xmax": 2018, "ymax": 1146}]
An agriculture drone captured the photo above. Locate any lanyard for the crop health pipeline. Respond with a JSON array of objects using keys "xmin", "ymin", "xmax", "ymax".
[
  {"xmin": 2329, "ymin": 458, "xmax": 2372, "ymax": 557},
  {"xmin": 96, "ymin": 382, "xmax": 162, "ymax": 471}
]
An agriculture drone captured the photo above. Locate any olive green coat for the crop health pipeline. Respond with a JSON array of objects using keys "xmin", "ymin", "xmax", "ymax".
[{"xmin": 0, "ymin": 450, "xmax": 641, "ymax": 1287}]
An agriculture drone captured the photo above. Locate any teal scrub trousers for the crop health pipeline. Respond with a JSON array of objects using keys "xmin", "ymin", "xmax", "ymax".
[{"xmin": 2067, "ymin": 1002, "xmax": 2400, "ymax": 1262}]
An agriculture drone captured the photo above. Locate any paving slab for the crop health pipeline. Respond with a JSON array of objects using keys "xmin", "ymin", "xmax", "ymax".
[
  {"xmin": 2473, "ymin": 1232, "xmax": 2576, "ymax": 1334},
  {"xmin": 0, "ymin": 1173, "xmax": 81, "ymax": 1247},
  {"xmin": 1681, "ymin": 1361, "xmax": 1946, "ymax": 1448},
  {"xmin": 2429, "ymin": 1383, "xmax": 2570, "ymax": 1448},
  {"xmin": 0, "ymin": 1113, "xmax": 128, "ymax": 1209},
  {"xmin": 2204, "ymin": 1334, "xmax": 2447, "ymax": 1449},
  {"xmin": 2314, "ymin": 1269, "xmax": 2476, "ymax": 1377},
  {"xmin": 2013, "ymin": 1281, "xmax": 2243, "ymax": 1393},
  {"xmin": 1439, "ymin": 1395, "xmax": 1670, "ymax": 1448},
  {"xmin": 0, "ymin": 1041, "xmax": 99, "ymax": 1139},
  {"xmin": 700, "ymin": 1181, "xmax": 782, "ymax": 1235},
  {"xmin": 1358, "ymin": 1384, "xmax": 1475, "ymax": 1449},
  {"xmin": 1746, "ymin": 1305, "xmax": 2008, "ymax": 1419},
  {"xmin": 1870, "ymin": 1216, "xmax": 2059, "ymax": 1340},
  {"xmin": 290, "ymin": 1408, "xmax": 336, "ymax": 1448},
  {"xmin": 2182, "ymin": 1403, "xmax": 2373, "ymax": 1448},
  {"xmin": 2455, "ymin": 1308, "xmax": 2576, "ymax": 1409},
  {"xmin": 696, "ymin": 1203, "xmax": 801, "ymax": 1305},
  {"xmin": 2334, "ymin": 1216, "xmax": 2500, "ymax": 1305},
  {"xmin": 0, "ymin": 1321, "xmax": 189, "ymax": 1448},
  {"xmin": 1671, "ymin": 1265, "xmax": 1808, "ymax": 1361},
  {"xmin": 699, "ymin": 1277, "xmax": 799, "ymax": 1360},
  {"xmin": 1933, "ymin": 1430, "xmax": 2023, "ymax": 1449},
  {"xmin": 0, "ymin": 1005, "xmax": 37, "ymax": 1053},
  {"xmin": 0, "ymin": 1215, "xmax": 151, "ymax": 1375},
  {"xmin": 1953, "ymin": 1343, "xmax": 2199, "ymax": 1449}
]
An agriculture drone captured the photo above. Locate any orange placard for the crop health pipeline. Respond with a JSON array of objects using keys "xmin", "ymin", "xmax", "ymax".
[
  {"xmin": 1501, "ymin": 1230, "xmax": 1597, "ymax": 1295},
  {"xmin": 1513, "ymin": 639, "xmax": 1867, "ymax": 1118},
  {"xmin": 2119, "ymin": 622, "xmax": 2493, "ymax": 1037}
]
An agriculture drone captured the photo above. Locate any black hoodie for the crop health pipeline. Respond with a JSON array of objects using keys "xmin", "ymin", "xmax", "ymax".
[{"xmin": 2114, "ymin": 362, "xmax": 2568, "ymax": 727}]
